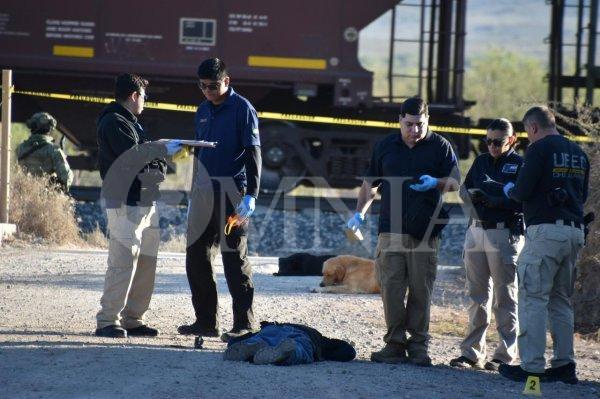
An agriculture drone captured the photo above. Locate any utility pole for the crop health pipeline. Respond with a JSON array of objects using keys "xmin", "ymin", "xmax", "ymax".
[{"xmin": 0, "ymin": 69, "xmax": 16, "ymax": 242}]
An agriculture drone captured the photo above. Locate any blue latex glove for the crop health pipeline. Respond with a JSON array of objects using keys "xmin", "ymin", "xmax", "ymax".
[
  {"xmin": 347, "ymin": 212, "xmax": 364, "ymax": 231},
  {"xmin": 503, "ymin": 182, "xmax": 515, "ymax": 198},
  {"xmin": 237, "ymin": 195, "xmax": 256, "ymax": 218},
  {"xmin": 165, "ymin": 140, "xmax": 183, "ymax": 156},
  {"xmin": 410, "ymin": 175, "xmax": 438, "ymax": 192}
]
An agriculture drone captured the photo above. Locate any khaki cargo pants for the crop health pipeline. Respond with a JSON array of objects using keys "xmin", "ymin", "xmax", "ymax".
[
  {"xmin": 461, "ymin": 225, "xmax": 523, "ymax": 364},
  {"xmin": 517, "ymin": 222, "xmax": 585, "ymax": 373},
  {"xmin": 375, "ymin": 232, "xmax": 438, "ymax": 355},
  {"xmin": 96, "ymin": 205, "xmax": 160, "ymax": 329}
]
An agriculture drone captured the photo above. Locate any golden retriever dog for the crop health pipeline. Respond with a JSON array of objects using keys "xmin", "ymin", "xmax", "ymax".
[{"xmin": 313, "ymin": 255, "xmax": 380, "ymax": 294}]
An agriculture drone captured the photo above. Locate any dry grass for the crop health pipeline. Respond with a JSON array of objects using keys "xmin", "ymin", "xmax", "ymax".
[
  {"xmin": 430, "ymin": 307, "xmax": 470, "ymax": 338},
  {"xmin": 576, "ymin": 331, "xmax": 600, "ymax": 343},
  {"xmin": 81, "ymin": 226, "xmax": 108, "ymax": 249},
  {"xmin": 159, "ymin": 233, "xmax": 186, "ymax": 252},
  {"xmin": 8, "ymin": 165, "xmax": 83, "ymax": 246},
  {"xmin": 562, "ymin": 106, "xmax": 600, "ymax": 335},
  {"xmin": 429, "ymin": 307, "xmax": 501, "ymax": 342},
  {"xmin": 573, "ymin": 142, "xmax": 600, "ymax": 335}
]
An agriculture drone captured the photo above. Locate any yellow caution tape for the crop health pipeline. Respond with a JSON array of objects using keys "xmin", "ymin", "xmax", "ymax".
[{"xmin": 12, "ymin": 89, "xmax": 595, "ymax": 143}]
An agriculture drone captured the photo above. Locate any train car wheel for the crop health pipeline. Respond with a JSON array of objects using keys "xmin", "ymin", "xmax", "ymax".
[
  {"xmin": 259, "ymin": 122, "xmax": 307, "ymax": 194},
  {"xmin": 260, "ymin": 142, "xmax": 306, "ymax": 194}
]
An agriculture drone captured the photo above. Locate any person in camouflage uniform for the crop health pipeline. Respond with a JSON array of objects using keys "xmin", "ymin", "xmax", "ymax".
[{"xmin": 16, "ymin": 112, "xmax": 73, "ymax": 191}]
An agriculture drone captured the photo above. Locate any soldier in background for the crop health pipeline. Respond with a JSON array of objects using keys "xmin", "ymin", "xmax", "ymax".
[{"xmin": 16, "ymin": 112, "xmax": 73, "ymax": 192}]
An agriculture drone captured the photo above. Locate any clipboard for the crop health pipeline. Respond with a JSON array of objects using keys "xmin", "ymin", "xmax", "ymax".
[{"xmin": 159, "ymin": 139, "xmax": 217, "ymax": 148}]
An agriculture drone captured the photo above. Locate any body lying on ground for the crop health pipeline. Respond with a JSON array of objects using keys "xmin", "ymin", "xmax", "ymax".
[{"xmin": 223, "ymin": 321, "xmax": 356, "ymax": 365}]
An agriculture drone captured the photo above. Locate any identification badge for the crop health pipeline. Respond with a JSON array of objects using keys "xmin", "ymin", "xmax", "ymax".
[
  {"xmin": 199, "ymin": 118, "xmax": 208, "ymax": 123},
  {"xmin": 502, "ymin": 163, "xmax": 518, "ymax": 174}
]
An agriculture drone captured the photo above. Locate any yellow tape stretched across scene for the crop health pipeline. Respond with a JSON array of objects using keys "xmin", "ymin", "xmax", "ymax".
[{"xmin": 12, "ymin": 89, "xmax": 594, "ymax": 143}]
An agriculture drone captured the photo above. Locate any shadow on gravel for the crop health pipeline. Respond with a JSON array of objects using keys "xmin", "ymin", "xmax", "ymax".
[
  {"xmin": 0, "ymin": 344, "xmax": 223, "ymax": 399},
  {"xmin": 1, "ymin": 342, "xmax": 598, "ymax": 399},
  {"xmin": 2, "ymin": 270, "xmax": 467, "ymax": 305},
  {"xmin": 2, "ymin": 272, "xmax": 324, "ymax": 297},
  {"xmin": 0, "ymin": 338, "xmax": 209, "ymax": 350},
  {"xmin": 0, "ymin": 330, "xmax": 96, "ymax": 338}
]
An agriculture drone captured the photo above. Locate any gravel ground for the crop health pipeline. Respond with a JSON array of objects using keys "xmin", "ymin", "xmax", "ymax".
[
  {"xmin": 75, "ymin": 201, "xmax": 467, "ymax": 265},
  {"xmin": 0, "ymin": 247, "xmax": 598, "ymax": 399}
]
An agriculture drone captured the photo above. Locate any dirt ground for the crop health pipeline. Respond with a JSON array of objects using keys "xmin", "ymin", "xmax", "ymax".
[{"xmin": 0, "ymin": 247, "xmax": 599, "ymax": 399}]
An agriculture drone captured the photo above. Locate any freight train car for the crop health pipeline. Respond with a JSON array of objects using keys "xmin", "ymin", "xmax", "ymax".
[{"xmin": 0, "ymin": 0, "xmax": 471, "ymax": 192}]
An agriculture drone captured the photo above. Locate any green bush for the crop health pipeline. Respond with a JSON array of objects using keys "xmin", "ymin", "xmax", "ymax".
[{"xmin": 464, "ymin": 48, "xmax": 547, "ymax": 121}]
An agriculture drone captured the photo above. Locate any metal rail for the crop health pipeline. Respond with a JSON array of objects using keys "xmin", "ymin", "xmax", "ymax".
[
  {"xmin": 69, "ymin": 185, "xmax": 374, "ymax": 212},
  {"xmin": 69, "ymin": 186, "xmax": 466, "ymax": 216},
  {"xmin": 548, "ymin": 0, "xmax": 599, "ymax": 105}
]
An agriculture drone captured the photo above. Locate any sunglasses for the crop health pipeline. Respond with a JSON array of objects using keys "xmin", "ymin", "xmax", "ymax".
[
  {"xmin": 484, "ymin": 137, "xmax": 508, "ymax": 147},
  {"xmin": 137, "ymin": 92, "xmax": 148, "ymax": 101},
  {"xmin": 197, "ymin": 81, "xmax": 222, "ymax": 91}
]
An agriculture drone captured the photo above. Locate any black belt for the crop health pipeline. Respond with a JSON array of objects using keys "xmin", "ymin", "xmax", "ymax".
[
  {"xmin": 529, "ymin": 219, "xmax": 582, "ymax": 229},
  {"xmin": 471, "ymin": 220, "xmax": 507, "ymax": 230}
]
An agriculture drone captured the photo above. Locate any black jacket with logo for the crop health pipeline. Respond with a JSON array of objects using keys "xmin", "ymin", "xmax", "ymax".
[
  {"xmin": 510, "ymin": 135, "xmax": 589, "ymax": 226},
  {"xmin": 462, "ymin": 149, "xmax": 523, "ymax": 224}
]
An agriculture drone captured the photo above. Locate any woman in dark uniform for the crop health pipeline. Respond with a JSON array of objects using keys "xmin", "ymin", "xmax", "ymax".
[{"xmin": 450, "ymin": 118, "xmax": 524, "ymax": 371}]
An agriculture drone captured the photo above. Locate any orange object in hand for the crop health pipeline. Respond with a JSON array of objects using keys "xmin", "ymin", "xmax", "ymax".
[{"xmin": 224, "ymin": 214, "xmax": 244, "ymax": 235}]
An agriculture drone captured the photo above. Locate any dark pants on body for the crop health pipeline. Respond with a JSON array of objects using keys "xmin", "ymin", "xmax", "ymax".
[{"xmin": 185, "ymin": 185, "xmax": 255, "ymax": 331}]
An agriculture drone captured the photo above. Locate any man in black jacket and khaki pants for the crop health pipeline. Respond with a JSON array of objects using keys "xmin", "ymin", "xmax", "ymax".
[{"xmin": 95, "ymin": 73, "xmax": 182, "ymax": 338}]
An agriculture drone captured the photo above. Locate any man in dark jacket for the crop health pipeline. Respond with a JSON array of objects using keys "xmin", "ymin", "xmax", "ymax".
[
  {"xmin": 500, "ymin": 106, "xmax": 589, "ymax": 384},
  {"xmin": 95, "ymin": 73, "xmax": 182, "ymax": 338}
]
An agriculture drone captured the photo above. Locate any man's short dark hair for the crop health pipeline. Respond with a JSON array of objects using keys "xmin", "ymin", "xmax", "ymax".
[
  {"xmin": 115, "ymin": 73, "xmax": 148, "ymax": 102},
  {"xmin": 400, "ymin": 97, "xmax": 428, "ymax": 117},
  {"xmin": 522, "ymin": 106, "xmax": 556, "ymax": 129},
  {"xmin": 487, "ymin": 118, "xmax": 514, "ymax": 136},
  {"xmin": 197, "ymin": 58, "xmax": 228, "ymax": 80}
]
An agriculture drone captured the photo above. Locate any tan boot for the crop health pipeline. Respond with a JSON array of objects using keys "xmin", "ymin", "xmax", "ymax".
[{"xmin": 370, "ymin": 343, "xmax": 407, "ymax": 364}]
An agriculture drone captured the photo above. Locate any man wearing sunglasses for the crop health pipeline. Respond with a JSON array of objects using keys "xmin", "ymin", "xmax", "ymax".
[
  {"xmin": 180, "ymin": 58, "xmax": 262, "ymax": 343},
  {"xmin": 500, "ymin": 106, "xmax": 589, "ymax": 384},
  {"xmin": 450, "ymin": 118, "xmax": 523, "ymax": 371}
]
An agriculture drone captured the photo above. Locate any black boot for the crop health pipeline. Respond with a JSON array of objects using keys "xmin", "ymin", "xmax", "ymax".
[
  {"xmin": 499, "ymin": 364, "xmax": 546, "ymax": 382},
  {"xmin": 177, "ymin": 321, "xmax": 220, "ymax": 336},
  {"xmin": 545, "ymin": 362, "xmax": 578, "ymax": 385},
  {"xmin": 95, "ymin": 325, "xmax": 127, "ymax": 338},
  {"xmin": 126, "ymin": 325, "xmax": 159, "ymax": 337},
  {"xmin": 484, "ymin": 358, "xmax": 505, "ymax": 371}
]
